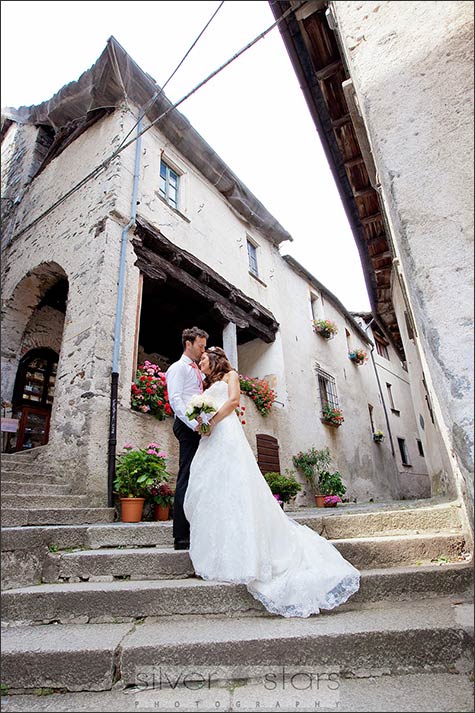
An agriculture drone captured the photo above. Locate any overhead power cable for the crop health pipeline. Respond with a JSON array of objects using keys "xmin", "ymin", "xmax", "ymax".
[
  {"xmin": 11, "ymin": 0, "xmax": 305, "ymax": 242},
  {"xmin": 117, "ymin": 0, "xmax": 225, "ymax": 152}
]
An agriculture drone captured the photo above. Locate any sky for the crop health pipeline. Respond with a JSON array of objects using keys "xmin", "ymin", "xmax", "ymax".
[{"xmin": 1, "ymin": 0, "xmax": 371, "ymax": 312}]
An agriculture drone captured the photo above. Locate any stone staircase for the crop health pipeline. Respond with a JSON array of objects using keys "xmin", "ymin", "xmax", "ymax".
[
  {"xmin": 1, "ymin": 491, "xmax": 473, "ymax": 711},
  {"xmin": 0, "ymin": 452, "xmax": 115, "ymax": 527}
]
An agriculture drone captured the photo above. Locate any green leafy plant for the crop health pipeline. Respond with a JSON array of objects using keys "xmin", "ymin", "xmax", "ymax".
[
  {"xmin": 1, "ymin": 684, "xmax": 8, "ymax": 696},
  {"xmin": 48, "ymin": 543, "xmax": 59, "ymax": 553},
  {"xmin": 263, "ymin": 470, "xmax": 302, "ymax": 504},
  {"xmin": 148, "ymin": 481, "xmax": 174, "ymax": 507},
  {"xmin": 313, "ymin": 319, "xmax": 338, "ymax": 339},
  {"xmin": 131, "ymin": 362, "xmax": 172, "ymax": 420},
  {"xmin": 239, "ymin": 375, "xmax": 276, "ymax": 416},
  {"xmin": 293, "ymin": 447, "xmax": 346, "ymax": 498},
  {"xmin": 114, "ymin": 443, "xmax": 171, "ymax": 498},
  {"xmin": 321, "ymin": 404, "xmax": 345, "ymax": 427}
]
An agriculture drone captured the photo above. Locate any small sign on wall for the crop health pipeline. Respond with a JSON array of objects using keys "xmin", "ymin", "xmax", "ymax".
[{"xmin": 1, "ymin": 418, "xmax": 19, "ymax": 433}]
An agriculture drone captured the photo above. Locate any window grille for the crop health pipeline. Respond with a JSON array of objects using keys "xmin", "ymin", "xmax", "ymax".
[{"xmin": 315, "ymin": 366, "xmax": 339, "ymax": 413}]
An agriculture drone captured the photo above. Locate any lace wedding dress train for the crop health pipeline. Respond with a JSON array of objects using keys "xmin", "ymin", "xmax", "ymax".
[{"xmin": 184, "ymin": 381, "xmax": 360, "ymax": 618}]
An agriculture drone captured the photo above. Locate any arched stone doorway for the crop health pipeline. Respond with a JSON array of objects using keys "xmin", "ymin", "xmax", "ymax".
[
  {"xmin": 12, "ymin": 348, "xmax": 59, "ymax": 451},
  {"xmin": 1, "ymin": 263, "xmax": 68, "ymax": 452}
]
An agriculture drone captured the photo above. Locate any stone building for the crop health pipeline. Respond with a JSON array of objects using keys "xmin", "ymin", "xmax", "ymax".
[
  {"xmin": 270, "ymin": 0, "xmax": 473, "ymax": 530},
  {"xmin": 1, "ymin": 36, "xmax": 430, "ymax": 508}
]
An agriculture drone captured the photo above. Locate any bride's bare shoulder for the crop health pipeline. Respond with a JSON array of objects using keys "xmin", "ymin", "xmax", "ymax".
[{"xmin": 223, "ymin": 370, "xmax": 239, "ymax": 384}]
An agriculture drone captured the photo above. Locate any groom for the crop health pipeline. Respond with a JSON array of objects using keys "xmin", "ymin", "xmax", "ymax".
[{"xmin": 166, "ymin": 326, "xmax": 209, "ymax": 550}]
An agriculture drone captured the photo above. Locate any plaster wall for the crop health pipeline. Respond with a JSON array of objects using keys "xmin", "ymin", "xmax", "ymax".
[{"xmin": 331, "ymin": 0, "xmax": 474, "ymax": 516}]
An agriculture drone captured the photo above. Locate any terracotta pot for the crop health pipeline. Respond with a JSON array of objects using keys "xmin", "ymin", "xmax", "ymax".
[
  {"xmin": 154, "ymin": 503, "xmax": 170, "ymax": 521},
  {"xmin": 315, "ymin": 495, "xmax": 326, "ymax": 508},
  {"xmin": 120, "ymin": 497, "xmax": 145, "ymax": 523}
]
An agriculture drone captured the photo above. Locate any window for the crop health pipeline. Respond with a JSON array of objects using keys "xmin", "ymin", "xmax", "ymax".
[
  {"xmin": 397, "ymin": 437, "xmax": 411, "ymax": 466},
  {"xmin": 247, "ymin": 239, "xmax": 259, "ymax": 277},
  {"xmin": 256, "ymin": 434, "xmax": 281, "ymax": 474},
  {"xmin": 417, "ymin": 439, "xmax": 425, "ymax": 457},
  {"xmin": 316, "ymin": 366, "xmax": 339, "ymax": 413},
  {"xmin": 159, "ymin": 159, "xmax": 179, "ymax": 209},
  {"xmin": 345, "ymin": 328, "xmax": 351, "ymax": 351},
  {"xmin": 374, "ymin": 334, "xmax": 390, "ymax": 360},
  {"xmin": 386, "ymin": 383, "xmax": 400, "ymax": 415}
]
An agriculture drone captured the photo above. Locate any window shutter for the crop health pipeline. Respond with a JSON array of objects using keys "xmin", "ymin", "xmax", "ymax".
[{"xmin": 256, "ymin": 434, "xmax": 280, "ymax": 474}]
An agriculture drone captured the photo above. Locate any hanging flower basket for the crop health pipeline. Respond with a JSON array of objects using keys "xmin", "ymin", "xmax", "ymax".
[
  {"xmin": 313, "ymin": 319, "xmax": 338, "ymax": 340},
  {"xmin": 348, "ymin": 348, "xmax": 368, "ymax": 366},
  {"xmin": 373, "ymin": 430, "xmax": 385, "ymax": 443}
]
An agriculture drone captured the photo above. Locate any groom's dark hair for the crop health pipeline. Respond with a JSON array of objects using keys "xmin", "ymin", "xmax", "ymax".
[{"xmin": 182, "ymin": 326, "xmax": 209, "ymax": 349}]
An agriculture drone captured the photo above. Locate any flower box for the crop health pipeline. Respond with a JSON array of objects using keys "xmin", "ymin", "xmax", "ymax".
[
  {"xmin": 348, "ymin": 348, "xmax": 368, "ymax": 366},
  {"xmin": 373, "ymin": 431, "xmax": 384, "ymax": 443},
  {"xmin": 313, "ymin": 319, "xmax": 338, "ymax": 340},
  {"xmin": 321, "ymin": 405, "xmax": 344, "ymax": 427}
]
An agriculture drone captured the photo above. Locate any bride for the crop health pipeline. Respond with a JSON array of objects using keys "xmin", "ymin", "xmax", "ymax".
[{"xmin": 184, "ymin": 346, "xmax": 360, "ymax": 618}]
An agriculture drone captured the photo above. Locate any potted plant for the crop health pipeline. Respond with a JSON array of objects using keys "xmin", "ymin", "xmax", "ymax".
[
  {"xmin": 114, "ymin": 443, "xmax": 171, "ymax": 522},
  {"xmin": 313, "ymin": 319, "xmax": 338, "ymax": 339},
  {"xmin": 149, "ymin": 481, "xmax": 175, "ymax": 521},
  {"xmin": 263, "ymin": 470, "xmax": 302, "ymax": 509},
  {"xmin": 293, "ymin": 447, "xmax": 346, "ymax": 508},
  {"xmin": 373, "ymin": 430, "xmax": 385, "ymax": 443},
  {"xmin": 348, "ymin": 348, "xmax": 368, "ymax": 366},
  {"xmin": 321, "ymin": 404, "xmax": 344, "ymax": 427}
]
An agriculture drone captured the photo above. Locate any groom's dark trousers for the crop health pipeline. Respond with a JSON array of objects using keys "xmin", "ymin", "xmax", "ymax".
[{"xmin": 173, "ymin": 417, "xmax": 201, "ymax": 543}]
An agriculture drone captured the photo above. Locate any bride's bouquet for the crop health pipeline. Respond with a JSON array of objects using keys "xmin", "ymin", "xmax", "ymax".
[{"xmin": 185, "ymin": 393, "xmax": 218, "ymax": 434}]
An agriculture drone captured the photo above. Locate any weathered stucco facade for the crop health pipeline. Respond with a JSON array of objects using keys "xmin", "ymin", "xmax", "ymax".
[
  {"xmin": 328, "ymin": 0, "xmax": 474, "ymax": 519},
  {"xmin": 1, "ymin": 38, "xmax": 433, "ymax": 508}
]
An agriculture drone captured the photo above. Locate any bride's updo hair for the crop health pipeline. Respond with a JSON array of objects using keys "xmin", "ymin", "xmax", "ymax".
[{"xmin": 203, "ymin": 347, "xmax": 234, "ymax": 389}]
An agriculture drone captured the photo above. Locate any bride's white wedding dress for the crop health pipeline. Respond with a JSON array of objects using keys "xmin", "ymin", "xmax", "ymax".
[{"xmin": 184, "ymin": 380, "xmax": 360, "ymax": 618}]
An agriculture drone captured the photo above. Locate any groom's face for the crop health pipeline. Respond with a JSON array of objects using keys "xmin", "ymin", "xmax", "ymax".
[{"xmin": 189, "ymin": 337, "xmax": 207, "ymax": 362}]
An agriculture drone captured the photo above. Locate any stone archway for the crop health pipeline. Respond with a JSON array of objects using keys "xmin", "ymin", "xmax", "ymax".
[{"xmin": 1, "ymin": 262, "xmax": 69, "ymax": 448}]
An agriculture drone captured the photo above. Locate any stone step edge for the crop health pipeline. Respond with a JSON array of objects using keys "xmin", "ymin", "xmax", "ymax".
[
  {"xmin": 2, "ymin": 563, "xmax": 472, "ymax": 625},
  {"xmin": 1, "ymin": 595, "xmax": 472, "ymax": 694}
]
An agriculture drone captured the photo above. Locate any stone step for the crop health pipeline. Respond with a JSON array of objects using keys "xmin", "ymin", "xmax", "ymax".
[
  {"xmin": 0, "ymin": 508, "xmax": 115, "ymax": 528},
  {"xmin": 41, "ymin": 532, "xmax": 467, "ymax": 582},
  {"xmin": 1, "ymin": 494, "xmax": 89, "ymax": 509},
  {"xmin": 292, "ymin": 501, "xmax": 464, "ymax": 538},
  {"xmin": 1, "ymin": 671, "xmax": 473, "ymax": 712},
  {"xmin": 2, "ymin": 563, "xmax": 472, "ymax": 625},
  {"xmin": 1, "ymin": 596, "xmax": 472, "ymax": 692},
  {"xmin": 1, "ymin": 481, "xmax": 71, "ymax": 495},
  {"xmin": 0, "ymin": 468, "xmax": 64, "ymax": 483}
]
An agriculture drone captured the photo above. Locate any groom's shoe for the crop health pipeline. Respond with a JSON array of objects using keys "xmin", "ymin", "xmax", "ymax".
[{"xmin": 174, "ymin": 539, "xmax": 190, "ymax": 550}]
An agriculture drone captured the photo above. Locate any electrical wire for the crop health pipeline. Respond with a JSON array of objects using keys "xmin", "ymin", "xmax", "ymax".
[
  {"xmin": 10, "ymin": 1, "xmax": 305, "ymax": 243},
  {"xmin": 117, "ymin": 0, "xmax": 225, "ymax": 152}
]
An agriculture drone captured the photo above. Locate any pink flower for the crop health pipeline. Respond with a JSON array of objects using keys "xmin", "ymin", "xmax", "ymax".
[
  {"xmin": 157, "ymin": 451, "xmax": 167, "ymax": 459},
  {"xmin": 147, "ymin": 449, "xmax": 158, "ymax": 455},
  {"xmin": 123, "ymin": 443, "xmax": 134, "ymax": 450}
]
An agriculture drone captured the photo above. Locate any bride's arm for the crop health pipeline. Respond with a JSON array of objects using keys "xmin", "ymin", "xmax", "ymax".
[{"xmin": 210, "ymin": 371, "xmax": 240, "ymax": 427}]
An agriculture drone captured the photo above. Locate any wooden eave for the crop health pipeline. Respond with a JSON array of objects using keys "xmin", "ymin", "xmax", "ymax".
[
  {"xmin": 133, "ymin": 217, "xmax": 279, "ymax": 344},
  {"xmin": 270, "ymin": 0, "xmax": 404, "ymax": 357}
]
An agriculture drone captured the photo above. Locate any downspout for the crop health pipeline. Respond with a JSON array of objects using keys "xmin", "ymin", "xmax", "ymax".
[
  {"xmin": 107, "ymin": 118, "xmax": 143, "ymax": 507},
  {"xmin": 364, "ymin": 318, "xmax": 396, "ymax": 458}
]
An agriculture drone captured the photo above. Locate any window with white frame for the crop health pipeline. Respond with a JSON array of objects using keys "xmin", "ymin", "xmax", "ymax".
[
  {"xmin": 315, "ymin": 366, "xmax": 339, "ymax": 415},
  {"xmin": 159, "ymin": 159, "xmax": 179, "ymax": 209},
  {"xmin": 247, "ymin": 238, "xmax": 259, "ymax": 277},
  {"xmin": 374, "ymin": 334, "xmax": 390, "ymax": 360}
]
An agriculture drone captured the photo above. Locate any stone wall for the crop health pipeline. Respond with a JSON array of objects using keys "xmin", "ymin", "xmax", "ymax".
[{"xmin": 331, "ymin": 0, "xmax": 474, "ymax": 517}]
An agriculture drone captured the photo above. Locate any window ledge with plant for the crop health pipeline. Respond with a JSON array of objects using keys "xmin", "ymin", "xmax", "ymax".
[
  {"xmin": 313, "ymin": 319, "xmax": 338, "ymax": 340},
  {"xmin": 321, "ymin": 404, "xmax": 344, "ymax": 427}
]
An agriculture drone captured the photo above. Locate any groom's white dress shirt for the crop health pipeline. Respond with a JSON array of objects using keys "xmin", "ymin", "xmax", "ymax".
[{"xmin": 166, "ymin": 354, "xmax": 204, "ymax": 430}]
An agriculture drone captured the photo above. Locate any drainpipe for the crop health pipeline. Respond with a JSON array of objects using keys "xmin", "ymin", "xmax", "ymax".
[
  {"xmin": 107, "ymin": 118, "xmax": 143, "ymax": 507},
  {"xmin": 364, "ymin": 318, "xmax": 396, "ymax": 458}
]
